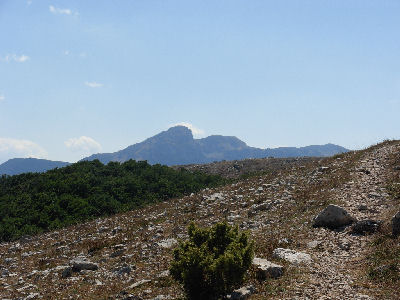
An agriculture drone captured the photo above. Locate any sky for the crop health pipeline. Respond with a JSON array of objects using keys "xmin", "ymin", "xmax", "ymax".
[{"xmin": 0, "ymin": 0, "xmax": 399, "ymax": 164}]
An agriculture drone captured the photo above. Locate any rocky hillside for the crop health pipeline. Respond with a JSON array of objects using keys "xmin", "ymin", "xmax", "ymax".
[
  {"xmin": 0, "ymin": 140, "xmax": 399, "ymax": 299},
  {"xmin": 172, "ymin": 157, "xmax": 320, "ymax": 179}
]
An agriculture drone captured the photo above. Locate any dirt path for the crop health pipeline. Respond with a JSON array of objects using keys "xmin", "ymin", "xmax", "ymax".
[{"xmin": 291, "ymin": 143, "xmax": 399, "ymax": 299}]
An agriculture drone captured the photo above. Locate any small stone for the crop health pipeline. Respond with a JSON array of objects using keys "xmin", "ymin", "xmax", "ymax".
[
  {"xmin": 112, "ymin": 226, "xmax": 123, "ymax": 235},
  {"xmin": 158, "ymin": 270, "xmax": 170, "ymax": 278},
  {"xmin": 113, "ymin": 264, "xmax": 132, "ymax": 276},
  {"xmin": 128, "ymin": 279, "xmax": 151, "ymax": 289},
  {"xmin": 252, "ymin": 257, "xmax": 284, "ymax": 279},
  {"xmin": 351, "ymin": 220, "xmax": 381, "ymax": 234},
  {"xmin": 272, "ymin": 248, "xmax": 312, "ymax": 265},
  {"xmin": 307, "ymin": 241, "xmax": 322, "ymax": 249},
  {"xmin": 338, "ymin": 240, "xmax": 351, "ymax": 251},
  {"xmin": 318, "ymin": 166, "xmax": 329, "ymax": 172},
  {"xmin": 152, "ymin": 295, "xmax": 169, "ymax": 300},
  {"xmin": 247, "ymin": 202, "xmax": 272, "ymax": 217},
  {"xmin": 357, "ymin": 204, "xmax": 368, "ymax": 211},
  {"xmin": 25, "ymin": 293, "xmax": 39, "ymax": 299},
  {"xmin": 95, "ymin": 279, "xmax": 103, "ymax": 286},
  {"xmin": 61, "ymin": 267, "xmax": 73, "ymax": 278},
  {"xmin": 157, "ymin": 238, "xmax": 177, "ymax": 249},
  {"xmin": 70, "ymin": 259, "xmax": 98, "ymax": 272},
  {"xmin": 227, "ymin": 285, "xmax": 256, "ymax": 300},
  {"xmin": 110, "ymin": 249, "xmax": 125, "ymax": 258},
  {"xmin": 122, "ymin": 295, "xmax": 142, "ymax": 300},
  {"xmin": 4, "ymin": 258, "xmax": 14, "ymax": 264}
]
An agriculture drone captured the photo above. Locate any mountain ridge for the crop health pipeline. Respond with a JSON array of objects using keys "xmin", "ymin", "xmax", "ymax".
[
  {"xmin": 0, "ymin": 126, "xmax": 349, "ymax": 175},
  {"xmin": 83, "ymin": 126, "xmax": 349, "ymax": 165},
  {"xmin": 0, "ymin": 158, "xmax": 70, "ymax": 176}
]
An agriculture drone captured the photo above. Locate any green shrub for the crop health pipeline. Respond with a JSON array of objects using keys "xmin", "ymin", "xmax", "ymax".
[
  {"xmin": 170, "ymin": 222, "xmax": 254, "ymax": 300},
  {"xmin": 0, "ymin": 159, "xmax": 226, "ymax": 241}
]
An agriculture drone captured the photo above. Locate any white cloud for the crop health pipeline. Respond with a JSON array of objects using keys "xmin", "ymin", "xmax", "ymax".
[
  {"xmin": 14, "ymin": 55, "xmax": 29, "ymax": 62},
  {"xmin": 49, "ymin": 5, "xmax": 73, "ymax": 15},
  {"xmin": 0, "ymin": 95, "xmax": 4, "ymax": 102},
  {"xmin": 173, "ymin": 122, "xmax": 205, "ymax": 138},
  {"xmin": 1, "ymin": 54, "xmax": 30, "ymax": 63},
  {"xmin": 0, "ymin": 138, "xmax": 48, "ymax": 163},
  {"xmin": 64, "ymin": 136, "xmax": 102, "ymax": 153},
  {"xmin": 27, "ymin": 0, "xmax": 32, "ymax": 6},
  {"xmin": 85, "ymin": 81, "xmax": 103, "ymax": 88}
]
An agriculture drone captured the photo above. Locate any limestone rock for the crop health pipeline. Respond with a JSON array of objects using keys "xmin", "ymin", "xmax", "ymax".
[
  {"xmin": 272, "ymin": 248, "xmax": 312, "ymax": 265},
  {"xmin": 247, "ymin": 202, "xmax": 272, "ymax": 217},
  {"xmin": 157, "ymin": 238, "xmax": 178, "ymax": 249},
  {"xmin": 313, "ymin": 204, "xmax": 355, "ymax": 229},
  {"xmin": 70, "ymin": 259, "xmax": 98, "ymax": 272},
  {"xmin": 307, "ymin": 240, "xmax": 322, "ymax": 249},
  {"xmin": 252, "ymin": 257, "xmax": 283, "ymax": 279},
  {"xmin": 227, "ymin": 285, "xmax": 256, "ymax": 300},
  {"xmin": 113, "ymin": 264, "xmax": 132, "ymax": 276}
]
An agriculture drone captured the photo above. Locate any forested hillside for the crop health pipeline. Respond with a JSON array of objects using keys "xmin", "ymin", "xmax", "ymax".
[{"xmin": 0, "ymin": 159, "xmax": 225, "ymax": 241}]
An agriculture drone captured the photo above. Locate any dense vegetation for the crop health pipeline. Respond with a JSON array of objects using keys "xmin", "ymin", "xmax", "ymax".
[
  {"xmin": 170, "ymin": 222, "xmax": 254, "ymax": 300},
  {"xmin": 0, "ymin": 159, "xmax": 226, "ymax": 241}
]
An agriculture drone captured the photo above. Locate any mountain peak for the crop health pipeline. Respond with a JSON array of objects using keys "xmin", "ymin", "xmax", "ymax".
[
  {"xmin": 164, "ymin": 125, "xmax": 193, "ymax": 138},
  {"xmin": 148, "ymin": 126, "xmax": 194, "ymax": 145}
]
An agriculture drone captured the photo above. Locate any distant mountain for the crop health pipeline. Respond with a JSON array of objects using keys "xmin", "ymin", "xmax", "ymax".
[
  {"xmin": 0, "ymin": 158, "xmax": 70, "ymax": 176},
  {"xmin": 83, "ymin": 126, "xmax": 349, "ymax": 165}
]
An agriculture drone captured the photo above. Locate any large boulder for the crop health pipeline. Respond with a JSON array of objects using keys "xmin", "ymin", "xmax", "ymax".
[
  {"xmin": 272, "ymin": 248, "xmax": 312, "ymax": 265},
  {"xmin": 313, "ymin": 204, "xmax": 355, "ymax": 229},
  {"xmin": 252, "ymin": 257, "xmax": 284, "ymax": 279},
  {"xmin": 392, "ymin": 211, "xmax": 400, "ymax": 236}
]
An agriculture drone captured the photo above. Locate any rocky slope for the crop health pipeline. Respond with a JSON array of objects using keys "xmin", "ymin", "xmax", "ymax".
[{"xmin": 0, "ymin": 140, "xmax": 399, "ymax": 300}]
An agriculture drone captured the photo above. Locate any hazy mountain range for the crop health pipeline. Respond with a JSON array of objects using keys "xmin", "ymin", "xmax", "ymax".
[
  {"xmin": 0, "ymin": 126, "xmax": 349, "ymax": 175},
  {"xmin": 0, "ymin": 158, "xmax": 70, "ymax": 176}
]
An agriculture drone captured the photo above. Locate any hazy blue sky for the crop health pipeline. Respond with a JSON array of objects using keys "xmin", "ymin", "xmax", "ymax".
[{"xmin": 0, "ymin": 0, "xmax": 399, "ymax": 163}]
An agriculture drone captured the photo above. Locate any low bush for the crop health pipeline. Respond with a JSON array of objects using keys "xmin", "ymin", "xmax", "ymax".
[{"xmin": 170, "ymin": 222, "xmax": 254, "ymax": 300}]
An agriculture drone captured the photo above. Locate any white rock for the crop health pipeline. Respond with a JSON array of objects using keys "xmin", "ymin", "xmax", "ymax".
[
  {"xmin": 313, "ymin": 204, "xmax": 355, "ymax": 229},
  {"xmin": 128, "ymin": 279, "xmax": 151, "ymax": 289},
  {"xmin": 306, "ymin": 241, "xmax": 322, "ymax": 249},
  {"xmin": 157, "ymin": 238, "xmax": 178, "ymax": 249},
  {"xmin": 207, "ymin": 192, "xmax": 225, "ymax": 201},
  {"xmin": 227, "ymin": 285, "xmax": 256, "ymax": 300},
  {"xmin": 70, "ymin": 258, "xmax": 98, "ymax": 272},
  {"xmin": 252, "ymin": 257, "xmax": 283, "ymax": 279},
  {"xmin": 272, "ymin": 248, "xmax": 312, "ymax": 265}
]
